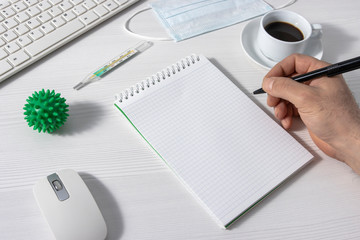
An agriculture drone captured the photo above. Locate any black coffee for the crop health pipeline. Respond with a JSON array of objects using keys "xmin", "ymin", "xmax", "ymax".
[{"xmin": 265, "ymin": 21, "xmax": 304, "ymax": 42}]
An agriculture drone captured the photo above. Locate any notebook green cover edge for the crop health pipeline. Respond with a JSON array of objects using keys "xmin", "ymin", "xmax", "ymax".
[
  {"xmin": 114, "ymin": 103, "xmax": 167, "ymax": 163},
  {"xmin": 224, "ymin": 185, "xmax": 280, "ymax": 228},
  {"xmin": 225, "ymin": 159, "xmax": 312, "ymax": 228}
]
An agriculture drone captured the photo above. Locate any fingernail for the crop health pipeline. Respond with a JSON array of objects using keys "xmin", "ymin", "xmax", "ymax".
[{"xmin": 264, "ymin": 78, "xmax": 274, "ymax": 92}]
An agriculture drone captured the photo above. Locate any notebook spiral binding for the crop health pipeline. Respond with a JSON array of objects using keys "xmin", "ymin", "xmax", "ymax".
[{"xmin": 116, "ymin": 54, "xmax": 201, "ymax": 103}]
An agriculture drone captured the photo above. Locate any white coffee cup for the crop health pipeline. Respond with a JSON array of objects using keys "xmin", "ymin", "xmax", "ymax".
[{"xmin": 257, "ymin": 10, "xmax": 322, "ymax": 62}]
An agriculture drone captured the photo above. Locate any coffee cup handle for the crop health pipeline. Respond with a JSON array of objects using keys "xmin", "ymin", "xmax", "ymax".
[{"xmin": 310, "ymin": 23, "xmax": 322, "ymax": 39}]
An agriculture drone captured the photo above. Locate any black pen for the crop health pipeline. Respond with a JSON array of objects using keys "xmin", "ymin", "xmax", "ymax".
[{"xmin": 253, "ymin": 56, "xmax": 360, "ymax": 95}]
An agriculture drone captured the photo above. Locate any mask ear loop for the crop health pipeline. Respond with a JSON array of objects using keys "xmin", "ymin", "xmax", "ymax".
[
  {"xmin": 265, "ymin": 0, "xmax": 297, "ymax": 9},
  {"xmin": 123, "ymin": 8, "xmax": 173, "ymax": 41}
]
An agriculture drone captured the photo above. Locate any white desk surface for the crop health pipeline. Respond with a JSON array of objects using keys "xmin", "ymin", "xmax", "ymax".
[{"xmin": 1, "ymin": 0, "xmax": 360, "ymax": 239}]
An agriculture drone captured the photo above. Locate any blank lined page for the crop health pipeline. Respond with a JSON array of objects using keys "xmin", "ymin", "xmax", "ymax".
[{"xmin": 115, "ymin": 55, "xmax": 312, "ymax": 228}]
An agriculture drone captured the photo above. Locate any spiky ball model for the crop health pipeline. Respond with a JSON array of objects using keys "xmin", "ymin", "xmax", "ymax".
[{"xmin": 24, "ymin": 89, "xmax": 69, "ymax": 133}]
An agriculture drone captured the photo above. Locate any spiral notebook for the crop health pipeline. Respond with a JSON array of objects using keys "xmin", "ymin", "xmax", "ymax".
[{"xmin": 114, "ymin": 54, "xmax": 313, "ymax": 228}]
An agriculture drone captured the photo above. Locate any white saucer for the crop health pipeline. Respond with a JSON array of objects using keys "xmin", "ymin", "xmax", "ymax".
[{"xmin": 241, "ymin": 18, "xmax": 324, "ymax": 70}]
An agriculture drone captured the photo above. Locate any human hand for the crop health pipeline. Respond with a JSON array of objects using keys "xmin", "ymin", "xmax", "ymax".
[{"xmin": 262, "ymin": 54, "xmax": 360, "ymax": 174}]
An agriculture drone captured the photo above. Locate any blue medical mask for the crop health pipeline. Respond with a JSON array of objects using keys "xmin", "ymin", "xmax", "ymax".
[{"xmin": 149, "ymin": 0, "xmax": 273, "ymax": 42}]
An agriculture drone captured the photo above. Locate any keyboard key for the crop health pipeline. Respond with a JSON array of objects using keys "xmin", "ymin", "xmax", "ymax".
[
  {"xmin": 0, "ymin": 49, "xmax": 8, "ymax": 59},
  {"xmin": 62, "ymin": 10, "xmax": 76, "ymax": 21},
  {"xmin": 0, "ymin": 1, "xmax": 11, "ymax": 10},
  {"xmin": 14, "ymin": 24, "xmax": 30, "ymax": 35},
  {"xmin": 3, "ymin": 30, "xmax": 17, "ymax": 41},
  {"xmin": 59, "ymin": 1, "xmax": 73, "ymax": 11},
  {"xmin": 7, "ymin": 50, "xmax": 30, "ymax": 66},
  {"xmin": 82, "ymin": 0, "xmax": 96, "ymax": 10},
  {"xmin": 103, "ymin": 0, "xmax": 118, "ymax": 11},
  {"xmin": 28, "ymin": 29, "xmax": 44, "ymax": 40},
  {"xmin": 12, "ymin": 2, "xmax": 27, "ymax": 12},
  {"xmin": 37, "ymin": 0, "xmax": 51, "ymax": 11},
  {"xmin": 17, "ymin": 35, "xmax": 32, "ymax": 47},
  {"xmin": 0, "ymin": 38, "xmax": 5, "ymax": 46},
  {"xmin": 79, "ymin": 11, "xmax": 98, "ymax": 25},
  {"xmin": 48, "ymin": 6, "xmax": 63, "ymax": 17},
  {"xmin": 25, "ymin": 19, "xmax": 84, "ymax": 56},
  {"xmin": 3, "ymin": 18, "xmax": 18, "ymax": 29},
  {"xmin": 26, "ymin": 18, "xmax": 41, "ymax": 29},
  {"xmin": 4, "ymin": 41, "xmax": 20, "ymax": 54},
  {"xmin": 49, "ymin": 0, "xmax": 62, "ymax": 5},
  {"xmin": 0, "ymin": 25, "xmax": 6, "ymax": 34},
  {"xmin": 39, "ymin": 22, "xmax": 55, "ymax": 34},
  {"xmin": 0, "ymin": 60, "xmax": 13, "ymax": 75},
  {"xmin": 51, "ymin": 16, "xmax": 66, "ymax": 27},
  {"xmin": 70, "ymin": 0, "xmax": 84, "ymax": 5},
  {"xmin": 26, "ymin": 6, "xmax": 41, "ymax": 17},
  {"xmin": 115, "ymin": 0, "xmax": 129, "ymax": 5},
  {"xmin": 1, "ymin": 6, "xmax": 16, "ymax": 17},
  {"xmin": 24, "ymin": 0, "xmax": 38, "ymax": 7},
  {"xmin": 93, "ymin": 5, "xmax": 108, "ymax": 17},
  {"xmin": 72, "ymin": 5, "xmax": 86, "ymax": 15},
  {"xmin": 14, "ymin": 11, "xmax": 30, "ymax": 22},
  {"xmin": 37, "ymin": 12, "xmax": 51, "ymax": 23}
]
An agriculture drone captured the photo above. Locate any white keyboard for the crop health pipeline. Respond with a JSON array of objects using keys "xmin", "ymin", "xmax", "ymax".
[{"xmin": 0, "ymin": 0, "xmax": 139, "ymax": 82}]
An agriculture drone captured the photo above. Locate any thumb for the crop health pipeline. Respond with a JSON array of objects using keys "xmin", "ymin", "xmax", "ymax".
[{"xmin": 262, "ymin": 76, "xmax": 313, "ymax": 104}]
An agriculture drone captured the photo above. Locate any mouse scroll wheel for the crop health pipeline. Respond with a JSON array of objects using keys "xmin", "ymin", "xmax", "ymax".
[
  {"xmin": 52, "ymin": 180, "xmax": 63, "ymax": 191},
  {"xmin": 47, "ymin": 173, "xmax": 70, "ymax": 201}
]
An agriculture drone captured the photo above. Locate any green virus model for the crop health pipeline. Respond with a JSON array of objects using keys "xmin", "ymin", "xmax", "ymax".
[{"xmin": 23, "ymin": 89, "xmax": 69, "ymax": 133}]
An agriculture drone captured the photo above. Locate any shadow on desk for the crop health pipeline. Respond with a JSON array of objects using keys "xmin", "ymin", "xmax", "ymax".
[
  {"xmin": 80, "ymin": 172, "xmax": 123, "ymax": 240},
  {"xmin": 322, "ymin": 24, "xmax": 358, "ymax": 62},
  {"xmin": 54, "ymin": 101, "xmax": 105, "ymax": 135}
]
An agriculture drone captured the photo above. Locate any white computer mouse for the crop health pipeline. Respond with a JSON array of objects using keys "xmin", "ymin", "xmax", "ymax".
[{"xmin": 33, "ymin": 169, "xmax": 107, "ymax": 240}]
